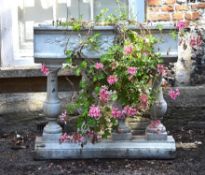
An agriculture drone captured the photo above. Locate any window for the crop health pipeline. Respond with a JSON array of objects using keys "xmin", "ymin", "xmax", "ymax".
[{"xmin": 0, "ymin": 0, "xmax": 145, "ymax": 67}]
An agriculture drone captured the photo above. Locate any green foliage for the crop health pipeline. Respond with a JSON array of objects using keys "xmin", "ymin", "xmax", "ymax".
[
  {"xmin": 170, "ymin": 30, "xmax": 177, "ymax": 40},
  {"xmin": 59, "ymin": 1, "xmax": 165, "ymax": 141},
  {"xmin": 64, "ymin": 24, "xmax": 162, "ymax": 139},
  {"xmin": 156, "ymin": 24, "xmax": 164, "ymax": 32},
  {"xmin": 60, "ymin": 16, "xmax": 84, "ymax": 31}
]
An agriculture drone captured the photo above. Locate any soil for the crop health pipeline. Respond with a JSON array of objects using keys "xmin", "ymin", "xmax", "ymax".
[{"xmin": 0, "ymin": 110, "xmax": 205, "ymax": 175}]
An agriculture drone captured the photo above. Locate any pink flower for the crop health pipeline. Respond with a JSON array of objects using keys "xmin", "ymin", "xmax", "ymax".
[
  {"xmin": 59, "ymin": 133, "xmax": 70, "ymax": 143},
  {"xmin": 123, "ymin": 106, "xmax": 137, "ymax": 117},
  {"xmin": 124, "ymin": 45, "xmax": 133, "ymax": 55},
  {"xmin": 59, "ymin": 111, "xmax": 67, "ymax": 124},
  {"xmin": 95, "ymin": 62, "xmax": 104, "ymax": 70},
  {"xmin": 157, "ymin": 64, "xmax": 167, "ymax": 76},
  {"xmin": 107, "ymin": 75, "xmax": 118, "ymax": 85},
  {"xmin": 41, "ymin": 64, "xmax": 49, "ymax": 75},
  {"xmin": 139, "ymin": 93, "xmax": 148, "ymax": 110},
  {"xmin": 99, "ymin": 86, "xmax": 110, "ymax": 103},
  {"xmin": 111, "ymin": 107, "xmax": 123, "ymax": 119},
  {"xmin": 176, "ymin": 20, "xmax": 185, "ymax": 30},
  {"xmin": 190, "ymin": 36, "xmax": 202, "ymax": 48},
  {"xmin": 127, "ymin": 67, "xmax": 137, "ymax": 75},
  {"xmin": 72, "ymin": 133, "xmax": 84, "ymax": 143},
  {"xmin": 168, "ymin": 88, "xmax": 180, "ymax": 100},
  {"xmin": 59, "ymin": 133, "xmax": 84, "ymax": 143},
  {"xmin": 148, "ymin": 120, "xmax": 161, "ymax": 129},
  {"xmin": 88, "ymin": 105, "xmax": 101, "ymax": 119},
  {"xmin": 140, "ymin": 94, "xmax": 148, "ymax": 105}
]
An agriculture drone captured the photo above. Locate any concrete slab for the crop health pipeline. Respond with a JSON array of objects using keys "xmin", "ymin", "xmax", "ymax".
[{"xmin": 34, "ymin": 135, "xmax": 176, "ymax": 160}]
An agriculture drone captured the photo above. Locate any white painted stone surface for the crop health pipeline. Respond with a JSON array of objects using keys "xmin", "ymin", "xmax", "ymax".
[{"xmin": 34, "ymin": 135, "xmax": 176, "ymax": 159}]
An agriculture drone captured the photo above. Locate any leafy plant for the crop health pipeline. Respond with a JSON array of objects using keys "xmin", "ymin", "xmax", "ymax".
[{"xmin": 64, "ymin": 24, "xmax": 163, "ymax": 141}]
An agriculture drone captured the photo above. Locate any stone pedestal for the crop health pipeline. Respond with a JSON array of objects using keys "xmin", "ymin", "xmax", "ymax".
[
  {"xmin": 146, "ymin": 76, "xmax": 172, "ymax": 143},
  {"xmin": 34, "ymin": 135, "xmax": 176, "ymax": 160},
  {"xmin": 35, "ymin": 65, "xmax": 62, "ymax": 147}
]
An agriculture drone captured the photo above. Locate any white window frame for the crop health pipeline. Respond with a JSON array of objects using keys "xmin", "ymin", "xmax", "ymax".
[{"xmin": 0, "ymin": 0, "xmax": 145, "ymax": 67}]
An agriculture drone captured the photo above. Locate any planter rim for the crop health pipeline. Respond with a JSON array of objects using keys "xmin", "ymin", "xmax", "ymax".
[{"xmin": 34, "ymin": 23, "xmax": 178, "ymax": 31}]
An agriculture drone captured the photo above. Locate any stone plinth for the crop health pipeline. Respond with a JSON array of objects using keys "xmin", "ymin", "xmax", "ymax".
[{"xmin": 34, "ymin": 135, "xmax": 176, "ymax": 160}]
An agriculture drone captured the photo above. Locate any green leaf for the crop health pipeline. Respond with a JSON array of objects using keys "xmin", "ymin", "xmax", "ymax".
[
  {"xmin": 65, "ymin": 50, "xmax": 72, "ymax": 57},
  {"xmin": 80, "ymin": 61, "xmax": 88, "ymax": 69},
  {"xmin": 111, "ymin": 93, "xmax": 118, "ymax": 101},
  {"xmin": 75, "ymin": 68, "xmax": 81, "ymax": 76},
  {"xmin": 170, "ymin": 31, "xmax": 177, "ymax": 40},
  {"xmin": 156, "ymin": 24, "xmax": 164, "ymax": 32}
]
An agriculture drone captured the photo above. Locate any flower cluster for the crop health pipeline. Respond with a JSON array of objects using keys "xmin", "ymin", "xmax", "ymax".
[
  {"xmin": 123, "ymin": 45, "xmax": 133, "ymax": 55},
  {"xmin": 157, "ymin": 64, "xmax": 167, "ymax": 76},
  {"xmin": 127, "ymin": 67, "xmax": 137, "ymax": 75},
  {"xmin": 95, "ymin": 62, "xmax": 104, "ymax": 70},
  {"xmin": 99, "ymin": 86, "xmax": 110, "ymax": 103},
  {"xmin": 65, "ymin": 22, "xmax": 181, "ymax": 140},
  {"xmin": 168, "ymin": 88, "xmax": 180, "ymax": 100},
  {"xmin": 88, "ymin": 105, "xmax": 101, "ymax": 119},
  {"xmin": 107, "ymin": 75, "xmax": 118, "ymax": 85},
  {"xmin": 176, "ymin": 20, "xmax": 185, "ymax": 30},
  {"xmin": 41, "ymin": 64, "xmax": 49, "ymax": 75},
  {"xmin": 59, "ymin": 133, "xmax": 84, "ymax": 143}
]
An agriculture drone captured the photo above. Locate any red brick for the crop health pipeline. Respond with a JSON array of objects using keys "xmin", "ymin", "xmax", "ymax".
[
  {"xmin": 175, "ymin": 4, "xmax": 189, "ymax": 11},
  {"xmin": 165, "ymin": 0, "xmax": 176, "ymax": 5},
  {"xmin": 185, "ymin": 12, "xmax": 201, "ymax": 20},
  {"xmin": 161, "ymin": 5, "xmax": 174, "ymax": 12},
  {"xmin": 173, "ymin": 12, "xmax": 184, "ymax": 20},
  {"xmin": 185, "ymin": 13, "xmax": 192, "ymax": 20},
  {"xmin": 148, "ymin": 6, "xmax": 162, "ymax": 12},
  {"xmin": 148, "ymin": 0, "xmax": 161, "ymax": 6},
  {"xmin": 148, "ymin": 13, "xmax": 171, "ymax": 21},
  {"xmin": 191, "ymin": 3, "xmax": 205, "ymax": 9}
]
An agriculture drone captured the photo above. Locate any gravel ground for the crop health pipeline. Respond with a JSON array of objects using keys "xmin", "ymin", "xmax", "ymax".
[{"xmin": 0, "ymin": 109, "xmax": 205, "ymax": 175}]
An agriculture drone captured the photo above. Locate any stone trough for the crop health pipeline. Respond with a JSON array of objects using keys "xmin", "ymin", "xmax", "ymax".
[{"xmin": 34, "ymin": 24, "xmax": 178, "ymax": 160}]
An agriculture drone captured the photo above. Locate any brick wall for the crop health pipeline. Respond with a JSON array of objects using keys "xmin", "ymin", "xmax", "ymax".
[
  {"xmin": 147, "ymin": 0, "xmax": 205, "ymax": 25},
  {"xmin": 147, "ymin": 0, "xmax": 205, "ymax": 86}
]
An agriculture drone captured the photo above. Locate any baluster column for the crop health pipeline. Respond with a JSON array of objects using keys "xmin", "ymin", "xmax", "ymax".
[{"xmin": 42, "ymin": 65, "xmax": 62, "ymax": 141}]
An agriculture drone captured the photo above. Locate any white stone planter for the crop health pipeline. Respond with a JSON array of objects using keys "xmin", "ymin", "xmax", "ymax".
[{"xmin": 34, "ymin": 25, "xmax": 178, "ymax": 64}]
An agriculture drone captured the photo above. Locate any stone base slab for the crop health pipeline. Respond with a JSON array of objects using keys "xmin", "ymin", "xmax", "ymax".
[{"xmin": 34, "ymin": 135, "xmax": 176, "ymax": 160}]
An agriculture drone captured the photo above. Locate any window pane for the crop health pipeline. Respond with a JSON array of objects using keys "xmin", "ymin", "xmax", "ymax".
[
  {"xmin": 57, "ymin": 0, "xmax": 91, "ymax": 21},
  {"xmin": 94, "ymin": 0, "xmax": 128, "ymax": 19}
]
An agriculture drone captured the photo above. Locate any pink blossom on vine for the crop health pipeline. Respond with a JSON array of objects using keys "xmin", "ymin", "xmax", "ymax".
[
  {"xmin": 123, "ymin": 106, "xmax": 137, "ymax": 117},
  {"xmin": 107, "ymin": 75, "xmax": 118, "ymax": 85},
  {"xmin": 41, "ymin": 64, "xmax": 49, "ymax": 75},
  {"xmin": 176, "ymin": 20, "xmax": 185, "ymax": 30},
  {"xmin": 168, "ymin": 88, "xmax": 180, "ymax": 100},
  {"xmin": 88, "ymin": 105, "xmax": 101, "ymax": 119},
  {"xmin": 139, "ymin": 93, "xmax": 148, "ymax": 109},
  {"xmin": 149, "ymin": 120, "xmax": 161, "ymax": 129},
  {"xmin": 190, "ymin": 36, "xmax": 202, "ymax": 48},
  {"xmin": 157, "ymin": 64, "xmax": 167, "ymax": 76},
  {"xmin": 59, "ymin": 110, "xmax": 67, "ymax": 124},
  {"xmin": 59, "ymin": 133, "xmax": 84, "ymax": 143},
  {"xmin": 111, "ymin": 107, "xmax": 122, "ymax": 119},
  {"xmin": 99, "ymin": 86, "xmax": 110, "ymax": 103},
  {"xmin": 124, "ymin": 45, "xmax": 133, "ymax": 55},
  {"xmin": 95, "ymin": 62, "xmax": 104, "ymax": 70},
  {"xmin": 127, "ymin": 67, "xmax": 137, "ymax": 75},
  {"xmin": 72, "ymin": 133, "xmax": 84, "ymax": 143},
  {"xmin": 140, "ymin": 94, "xmax": 148, "ymax": 105},
  {"xmin": 59, "ymin": 133, "xmax": 70, "ymax": 143}
]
